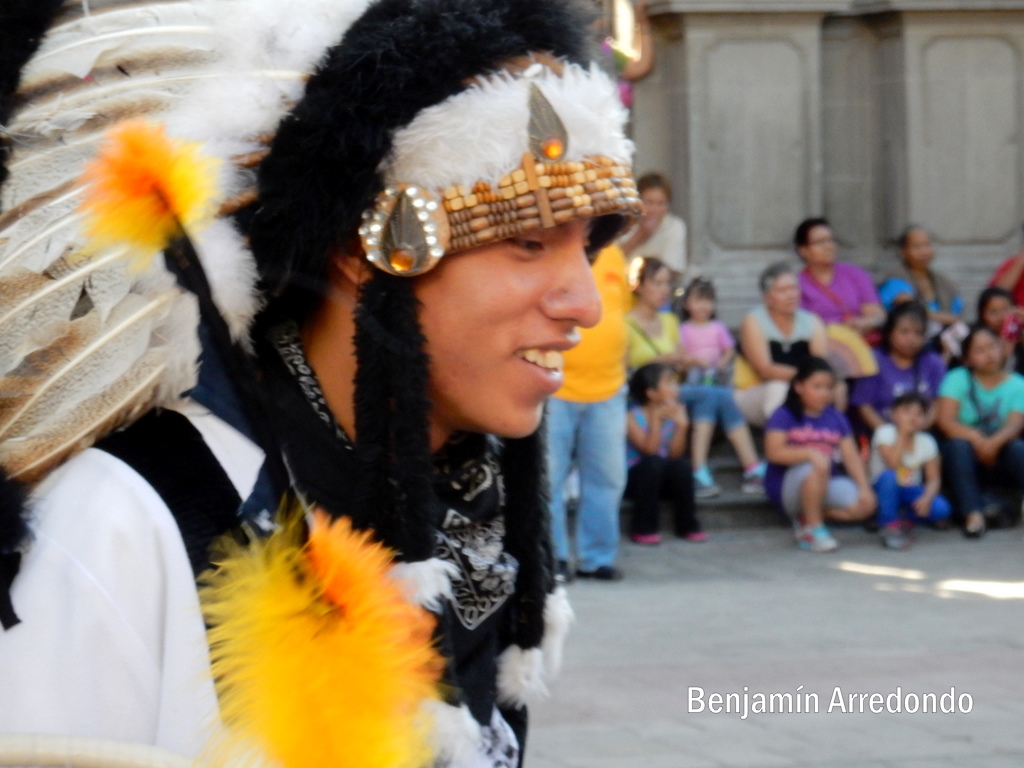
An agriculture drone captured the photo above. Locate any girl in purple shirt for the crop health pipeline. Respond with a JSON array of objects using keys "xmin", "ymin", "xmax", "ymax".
[{"xmin": 764, "ymin": 357, "xmax": 877, "ymax": 552}]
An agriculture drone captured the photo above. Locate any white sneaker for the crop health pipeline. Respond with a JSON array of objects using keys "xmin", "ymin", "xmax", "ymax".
[{"xmin": 796, "ymin": 524, "xmax": 839, "ymax": 553}]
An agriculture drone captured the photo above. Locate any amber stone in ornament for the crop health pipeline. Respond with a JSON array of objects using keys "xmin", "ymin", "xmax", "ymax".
[
  {"xmin": 528, "ymin": 83, "xmax": 569, "ymax": 161},
  {"xmin": 389, "ymin": 249, "xmax": 416, "ymax": 273}
]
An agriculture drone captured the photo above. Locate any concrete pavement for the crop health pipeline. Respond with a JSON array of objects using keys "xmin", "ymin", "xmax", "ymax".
[{"xmin": 526, "ymin": 525, "xmax": 1024, "ymax": 768}]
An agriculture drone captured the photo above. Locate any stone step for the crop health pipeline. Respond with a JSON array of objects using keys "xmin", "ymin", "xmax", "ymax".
[
  {"xmin": 619, "ymin": 488, "xmax": 784, "ymax": 533},
  {"xmin": 696, "ymin": 491, "xmax": 783, "ymax": 530}
]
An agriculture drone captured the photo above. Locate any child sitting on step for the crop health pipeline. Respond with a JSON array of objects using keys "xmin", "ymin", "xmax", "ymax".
[
  {"xmin": 764, "ymin": 357, "xmax": 876, "ymax": 553},
  {"xmin": 869, "ymin": 392, "xmax": 952, "ymax": 549},
  {"xmin": 625, "ymin": 363, "xmax": 705, "ymax": 544}
]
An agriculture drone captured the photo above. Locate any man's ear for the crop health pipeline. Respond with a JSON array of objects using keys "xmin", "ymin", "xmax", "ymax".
[{"xmin": 330, "ymin": 231, "xmax": 373, "ymax": 287}]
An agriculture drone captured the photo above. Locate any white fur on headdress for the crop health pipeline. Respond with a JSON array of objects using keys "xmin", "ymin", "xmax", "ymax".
[
  {"xmin": 384, "ymin": 61, "xmax": 634, "ymax": 190},
  {"xmin": 495, "ymin": 587, "xmax": 574, "ymax": 707}
]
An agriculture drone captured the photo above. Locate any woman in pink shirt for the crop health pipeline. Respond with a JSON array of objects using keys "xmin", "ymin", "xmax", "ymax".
[{"xmin": 796, "ymin": 217, "xmax": 884, "ymax": 340}]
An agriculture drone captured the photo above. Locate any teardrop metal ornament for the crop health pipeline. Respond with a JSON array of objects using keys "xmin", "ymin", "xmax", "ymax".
[
  {"xmin": 382, "ymin": 194, "xmax": 429, "ymax": 273},
  {"xmin": 528, "ymin": 83, "xmax": 568, "ymax": 162},
  {"xmin": 359, "ymin": 186, "xmax": 449, "ymax": 277}
]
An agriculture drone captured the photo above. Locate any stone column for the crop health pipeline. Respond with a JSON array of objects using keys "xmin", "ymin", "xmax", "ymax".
[
  {"xmin": 637, "ymin": 1, "xmax": 845, "ymax": 322},
  {"xmin": 880, "ymin": 7, "xmax": 1024, "ymax": 295}
]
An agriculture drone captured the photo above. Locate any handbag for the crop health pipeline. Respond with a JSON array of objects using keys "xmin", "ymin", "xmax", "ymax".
[{"xmin": 967, "ymin": 376, "xmax": 1003, "ymax": 436}]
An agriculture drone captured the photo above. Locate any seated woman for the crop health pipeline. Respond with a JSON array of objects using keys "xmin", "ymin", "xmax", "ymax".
[
  {"xmin": 878, "ymin": 226, "xmax": 964, "ymax": 341},
  {"xmin": 795, "ymin": 217, "xmax": 884, "ymax": 340},
  {"xmin": 627, "ymin": 257, "xmax": 765, "ymax": 498},
  {"xmin": 619, "ymin": 172, "xmax": 688, "ymax": 280},
  {"xmin": 763, "ymin": 357, "xmax": 876, "ymax": 553},
  {"xmin": 851, "ymin": 301, "xmax": 947, "ymax": 433},
  {"xmin": 974, "ymin": 286, "xmax": 1024, "ymax": 374},
  {"xmin": 736, "ymin": 261, "xmax": 828, "ymax": 427},
  {"xmin": 935, "ymin": 325, "xmax": 1024, "ymax": 538}
]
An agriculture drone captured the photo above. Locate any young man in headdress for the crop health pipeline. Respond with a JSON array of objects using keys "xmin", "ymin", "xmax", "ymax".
[{"xmin": 0, "ymin": 0, "xmax": 641, "ymax": 764}]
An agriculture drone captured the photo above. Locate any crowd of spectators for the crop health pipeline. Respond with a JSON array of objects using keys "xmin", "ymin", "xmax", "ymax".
[{"xmin": 550, "ymin": 196, "xmax": 1024, "ymax": 580}]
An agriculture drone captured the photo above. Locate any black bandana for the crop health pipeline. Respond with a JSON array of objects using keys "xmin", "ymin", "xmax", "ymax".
[{"xmin": 260, "ymin": 321, "xmax": 518, "ymax": 723}]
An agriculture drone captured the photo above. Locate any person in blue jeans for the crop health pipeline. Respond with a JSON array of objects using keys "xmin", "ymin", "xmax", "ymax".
[
  {"xmin": 868, "ymin": 392, "xmax": 952, "ymax": 549},
  {"xmin": 936, "ymin": 325, "xmax": 1024, "ymax": 538},
  {"xmin": 547, "ymin": 394, "xmax": 627, "ymax": 581},
  {"xmin": 547, "ymin": 244, "xmax": 631, "ymax": 582}
]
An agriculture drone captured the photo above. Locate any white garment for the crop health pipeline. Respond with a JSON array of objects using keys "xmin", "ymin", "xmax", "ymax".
[
  {"xmin": 0, "ymin": 402, "xmax": 262, "ymax": 756},
  {"xmin": 621, "ymin": 213, "xmax": 687, "ymax": 274},
  {"xmin": 0, "ymin": 401, "xmax": 517, "ymax": 767},
  {"xmin": 868, "ymin": 424, "xmax": 938, "ymax": 486}
]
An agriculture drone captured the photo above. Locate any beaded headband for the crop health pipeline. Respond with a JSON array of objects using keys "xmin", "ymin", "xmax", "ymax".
[{"xmin": 358, "ymin": 58, "xmax": 641, "ymax": 276}]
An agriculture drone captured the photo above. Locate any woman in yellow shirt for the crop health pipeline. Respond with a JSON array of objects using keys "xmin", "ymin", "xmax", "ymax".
[{"xmin": 627, "ymin": 258, "xmax": 765, "ymax": 497}]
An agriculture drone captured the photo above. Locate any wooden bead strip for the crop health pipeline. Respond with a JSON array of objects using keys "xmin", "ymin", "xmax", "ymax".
[{"xmin": 373, "ymin": 154, "xmax": 639, "ymax": 259}]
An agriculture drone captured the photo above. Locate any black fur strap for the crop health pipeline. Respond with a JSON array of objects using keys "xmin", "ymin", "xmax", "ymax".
[
  {"xmin": 0, "ymin": 469, "xmax": 30, "ymax": 630},
  {"xmin": 98, "ymin": 410, "xmax": 242, "ymax": 577},
  {"xmin": 0, "ymin": 552, "xmax": 21, "ymax": 630}
]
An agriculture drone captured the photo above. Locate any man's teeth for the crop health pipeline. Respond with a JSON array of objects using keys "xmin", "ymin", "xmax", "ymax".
[{"xmin": 520, "ymin": 348, "xmax": 564, "ymax": 370}]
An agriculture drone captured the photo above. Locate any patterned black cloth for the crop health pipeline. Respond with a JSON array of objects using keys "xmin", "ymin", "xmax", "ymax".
[{"xmin": 260, "ymin": 321, "xmax": 518, "ymax": 725}]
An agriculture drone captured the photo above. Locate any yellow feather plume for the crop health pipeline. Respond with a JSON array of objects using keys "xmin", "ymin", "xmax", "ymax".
[
  {"xmin": 198, "ymin": 508, "xmax": 442, "ymax": 768},
  {"xmin": 77, "ymin": 118, "xmax": 221, "ymax": 271}
]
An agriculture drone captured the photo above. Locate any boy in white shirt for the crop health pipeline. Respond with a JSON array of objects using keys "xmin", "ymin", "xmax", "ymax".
[{"xmin": 870, "ymin": 392, "xmax": 952, "ymax": 549}]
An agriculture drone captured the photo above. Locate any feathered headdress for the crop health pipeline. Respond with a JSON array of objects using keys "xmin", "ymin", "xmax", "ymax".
[{"xmin": 1, "ymin": 0, "xmax": 636, "ymax": 757}]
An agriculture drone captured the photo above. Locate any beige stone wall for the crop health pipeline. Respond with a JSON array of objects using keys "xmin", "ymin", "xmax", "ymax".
[{"xmin": 633, "ymin": 0, "xmax": 1024, "ymax": 324}]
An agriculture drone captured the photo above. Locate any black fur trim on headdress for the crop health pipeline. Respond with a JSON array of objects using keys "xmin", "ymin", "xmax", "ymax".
[
  {"xmin": 0, "ymin": 0, "xmax": 65, "ymax": 192},
  {"xmin": 248, "ymin": 0, "xmax": 596, "ymax": 315},
  {"xmin": 500, "ymin": 427, "xmax": 554, "ymax": 650},
  {"xmin": 0, "ymin": 468, "xmax": 31, "ymax": 630},
  {"xmin": 352, "ymin": 271, "xmax": 436, "ymax": 561}
]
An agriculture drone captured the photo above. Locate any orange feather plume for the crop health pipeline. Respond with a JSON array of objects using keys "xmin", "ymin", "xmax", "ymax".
[
  {"xmin": 198, "ymin": 506, "xmax": 442, "ymax": 768},
  {"xmin": 77, "ymin": 118, "xmax": 221, "ymax": 271}
]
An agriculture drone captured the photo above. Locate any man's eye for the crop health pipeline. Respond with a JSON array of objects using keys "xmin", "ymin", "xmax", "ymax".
[{"xmin": 511, "ymin": 238, "xmax": 544, "ymax": 252}]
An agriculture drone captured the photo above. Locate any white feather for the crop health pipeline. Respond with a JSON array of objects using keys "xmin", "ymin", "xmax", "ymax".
[
  {"xmin": 0, "ymin": 249, "xmax": 128, "ymax": 373},
  {"xmin": 386, "ymin": 62, "xmax": 633, "ymax": 191},
  {"xmin": 27, "ymin": 4, "xmax": 214, "ymax": 79},
  {"xmin": 0, "ymin": 211, "xmax": 84, "ymax": 274},
  {"xmin": 84, "ymin": 257, "xmax": 135, "ymax": 321},
  {"xmin": 193, "ymin": 218, "xmax": 262, "ymax": 341},
  {"xmin": 0, "ymin": 0, "xmax": 379, "ymax": 489},
  {"xmin": 152, "ymin": 290, "xmax": 202, "ymax": 402},
  {"xmin": 12, "ymin": 74, "xmax": 213, "ymax": 132},
  {"xmin": 0, "ymin": 292, "xmax": 173, "ymax": 441},
  {"xmin": 0, "ymin": 174, "xmax": 83, "ymax": 231},
  {"xmin": 3, "ymin": 149, "xmax": 93, "ymax": 210},
  {"xmin": 1, "ymin": 349, "xmax": 169, "ymax": 483},
  {"xmin": 388, "ymin": 558, "xmax": 458, "ymax": 612},
  {"xmin": 164, "ymin": 71, "xmax": 302, "ymax": 147},
  {"xmin": 165, "ymin": 0, "xmax": 372, "ymax": 147}
]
